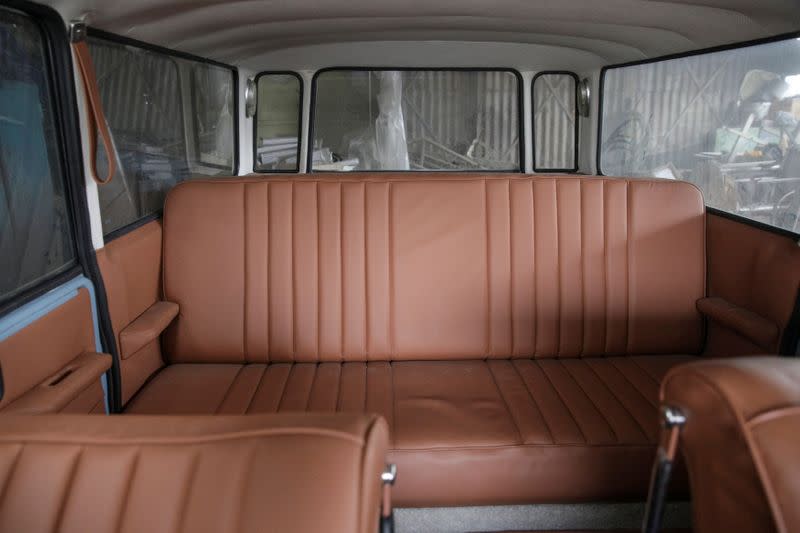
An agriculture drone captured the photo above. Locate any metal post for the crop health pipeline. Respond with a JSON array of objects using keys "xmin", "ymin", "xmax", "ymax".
[
  {"xmin": 642, "ymin": 405, "xmax": 687, "ymax": 533},
  {"xmin": 380, "ymin": 464, "xmax": 397, "ymax": 533}
]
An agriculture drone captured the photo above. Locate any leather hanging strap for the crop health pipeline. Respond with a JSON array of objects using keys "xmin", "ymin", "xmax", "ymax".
[{"xmin": 71, "ymin": 23, "xmax": 115, "ymax": 185}]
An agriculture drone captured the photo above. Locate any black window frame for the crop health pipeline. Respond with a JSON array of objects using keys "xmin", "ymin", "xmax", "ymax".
[
  {"xmin": 86, "ymin": 27, "xmax": 240, "ymax": 242},
  {"xmin": 308, "ymin": 67, "xmax": 526, "ymax": 173},
  {"xmin": 531, "ymin": 70, "xmax": 580, "ymax": 173},
  {"xmin": 252, "ymin": 70, "xmax": 303, "ymax": 174},
  {"xmin": 0, "ymin": 1, "xmax": 84, "ymax": 315},
  {"xmin": 596, "ymin": 29, "xmax": 800, "ymax": 240}
]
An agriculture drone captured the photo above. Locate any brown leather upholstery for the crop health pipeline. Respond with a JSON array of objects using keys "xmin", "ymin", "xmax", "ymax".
[
  {"xmin": 705, "ymin": 213, "xmax": 800, "ymax": 355},
  {"xmin": 126, "ymin": 355, "xmax": 693, "ymax": 505},
  {"xmin": 0, "ymin": 413, "xmax": 389, "ymax": 533},
  {"xmin": 0, "ymin": 289, "xmax": 106, "ymax": 414},
  {"xmin": 162, "ymin": 175, "xmax": 705, "ymax": 362},
  {"xmin": 661, "ymin": 357, "xmax": 800, "ymax": 533},
  {"xmin": 96, "ymin": 220, "xmax": 165, "ymax": 404},
  {"xmin": 126, "ymin": 173, "xmax": 706, "ymax": 505}
]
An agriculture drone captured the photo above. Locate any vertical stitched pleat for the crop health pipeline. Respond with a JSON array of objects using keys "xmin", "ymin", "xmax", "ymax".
[
  {"xmin": 268, "ymin": 182, "xmax": 294, "ymax": 361},
  {"xmin": 293, "ymin": 182, "xmax": 319, "ymax": 362},
  {"xmin": 581, "ymin": 180, "xmax": 606, "ymax": 356},
  {"xmin": 111, "ymin": 450, "xmax": 139, "ymax": 533},
  {"xmin": 487, "ymin": 360, "xmax": 553, "ymax": 444},
  {"xmin": 120, "ymin": 447, "xmax": 196, "ymax": 533},
  {"xmin": 487, "ymin": 180, "xmax": 512, "ymax": 357},
  {"xmin": 512, "ymin": 360, "xmax": 584, "ymax": 444},
  {"xmin": 538, "ymin": 360, "xmax": 616, "ymax": 444},
  {"xmin": 244, "ymin": 183, "xmax": 269, "ymax": 362},
  {"xmin": 339, "ymin": 363, "xmax": 367, "ymax": 412},
  {"xmin": 584, "ymin": 359, "xmax": 654, "ymax": 441},
  {"xmin": 342, "ymin": 182, "xmax": 367, "ymax": 359},
  {"xmin": 604, "ymin": 181, "xmax": 629, "ymax": 354},
  {"xmin": 213, "ymin": 365, "xmax": 246, "ymax": 414},
  {"xmin": 172, "ymin": 452, "xmax": 200, "ymax": 533},
  {"xmin": 218, "ymin": 365, "xmax": 266, "ymax": 414},
  {"xmin": 307, "ymin": 363, "xmax": 342, "ymax": 411},
  {"xmin": 565, "ymin": 360, "xmax": 648, "ymax": 443},
  {"xmin": 534, "ymin": 180, "xmax": 559, "ymax": 356},
  {"xmin": 246, "ymin": 364, "xmax": 291, "ymax": 413},
  {"xmin": 318, "ymin": 182, "xmax": 343, "ymax": 361},
  {"xmin": 608, "ymin": 358, "xmax": 659, "ymax": 409},
  {"xmin": 510, "ymin": 179, "xmax": 534, "ymax": 357},
  {"xmin": 0, "ymin": 445, "xmax": 83, "ymax": 533},
  {"xmin": 59, "ymin": 447, "xmax": 139, "ymax": 533},
  {"xmin": 557, "ymin": 180, "xmax": 583, "ymax": 357},
  {"xmin": 276, "ymin": 364, "xmax": 317, "ymax": 411},
  {"xmin": 484, "ymin": 361, "xmax": 523, "ymax": 444},
  {"xmin": 0, "ymin": 445, "xmax": 23, "ymax": 509},
  {"xmin": 366, "ymin": 183, "xmax": 391, "ymax": 358},
  {"xmin": 366, "ymin": 362, "xmax": 395, "ymax": 444}
]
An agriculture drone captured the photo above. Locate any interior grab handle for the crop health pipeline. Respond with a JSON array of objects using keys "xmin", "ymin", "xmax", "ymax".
[{"xmin": 70, "ymin": 20, "xmax": 116, "ymax": 185}]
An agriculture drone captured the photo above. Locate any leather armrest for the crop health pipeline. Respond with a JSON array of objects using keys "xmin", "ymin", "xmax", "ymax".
[
  {"xmin": 119, "ymin": 301, "xmax": 179, "ymax": 359},
  {"xmin": 2, "ymin": 352, "xmax": 111, "ymax": 414},
  {"xmin": 697, "ymin": 297, "xmax": 779, "ymax": 350}
]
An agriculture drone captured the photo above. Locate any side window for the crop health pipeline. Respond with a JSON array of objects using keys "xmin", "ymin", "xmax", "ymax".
[
  {"xmin": 533, "ymin": 72, "xmax": 578, "ymax": 172},
  {"xmin": 600, "ymin": 36, "xmax": 800, "ymax": 233},
  {"xmin": 254, "ymin": 72, "xmax": 302, "ymax": 172},
  {"xmin": 0, "ymin": 8, "xmax": 76, "ymax": 305},
  {"xmin": 88, "ymin": 36, "xmax": 237, "ymax": 237}
]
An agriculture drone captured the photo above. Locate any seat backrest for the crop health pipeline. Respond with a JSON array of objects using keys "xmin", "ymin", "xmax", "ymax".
[
  {"xmin": 0, "ymin": 413, "xmax": 388, "ymax": 533},
  {"xmin": 162, "ymin": 174, "xmax": 705, "ymax": 363},
  {"xmin": 661, "ymin": 357, "xmax": 800, "ymax": 533}
]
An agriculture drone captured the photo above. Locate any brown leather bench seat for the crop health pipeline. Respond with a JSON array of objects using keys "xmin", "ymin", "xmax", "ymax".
[{"xmin": 125, "ymin": 174, "xmax": 706, "ymax": 506}]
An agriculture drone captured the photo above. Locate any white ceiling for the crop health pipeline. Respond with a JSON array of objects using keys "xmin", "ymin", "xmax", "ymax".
[{"xmin": 43, "ymin": 0, "xmax": 800, "ymax": 69}]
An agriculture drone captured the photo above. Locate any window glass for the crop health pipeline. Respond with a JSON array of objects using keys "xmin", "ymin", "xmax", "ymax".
[
  {"xmin": 312, "ymin": 70, "xmax": 520, "ymax": 171},
  {"xmin": 88, "ymin": 37, "xmax": 235, "ymax": 236},
  {"xmin": 533, "ymin": 73, "xmax": 577, "ymax": 171},
  {"xmin": 600, "ymin": 37, "xmax": 800, "ymax": 233},
  {"xmin": 255, "ymin": 73, "xmax": 301, "ymax": 171},
  {"xmin": 0, "ymin": 8, "xmax": 76, "ymax": 304}
]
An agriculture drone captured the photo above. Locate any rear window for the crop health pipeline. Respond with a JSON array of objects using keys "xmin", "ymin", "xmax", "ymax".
[
  {"xmin": 311, "ymin": 69, "xmax": 521, "ymax": 172},
  {"xmin": 533, "ymin": 72, "xmax": 578, "ymax": 172},
  {"xmin": 254, "ymin": 72, "xmax": 302, "ymax": 172},
  {"xmin": 0, "ymin": 8, "xmax": 76, "ymax": 304},
  {"xmin": 88, "ymin": 35, "xmax": 236, "ymax": 236},
  {"xmin": 600, "ymin": 36, "xmax": 800, "ymax": 233}
]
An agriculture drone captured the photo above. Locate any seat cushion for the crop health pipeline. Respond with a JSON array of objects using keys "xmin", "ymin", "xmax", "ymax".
[{"xmin": 126, "ymin": 355, "xmax": 694, "ymax": 505}]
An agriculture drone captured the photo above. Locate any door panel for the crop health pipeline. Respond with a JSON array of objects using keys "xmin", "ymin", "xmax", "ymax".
[
  {"xmin": 0, "ymin": 5, "xmax": 112, "ymax": 413},
  {"xmin": 705, "ymin": 212, "xmax": 800, "ymax": 356},
  {"xmin": 96, "ymin": 220, "xmax": 165, "ymax": 405},
  {"xmin": 0, "ymin": 277, "xmax": 110, "ymax": 413}
]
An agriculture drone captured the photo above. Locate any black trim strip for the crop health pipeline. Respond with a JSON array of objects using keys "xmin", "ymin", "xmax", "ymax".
[
  {"xmin": 780, "ymin": 288, "xmax": 800, "ymax": 356},
  {"xmin": 0, "ymin": 0, "xmax": 124, "ymax": 410},
  {"xmin": 596, "ymin": 29, "xmax": 800, "ymax": 177},
  {"xmin": 86, "ymin": 27, "xmax": 240, "ymax": 241},
  {"xmin": 103, "ymin": 212, "xmax": 163, "ymax": 243},
  {"xmin": 86, "ymin": 28, "xmax": 236, "ymax": 71},
  {"xmin": 707, "ymin": 207, "xmax": 800, "ymax": 241},
  {"xmin": 531, "ymin": 71, "xmax": 579, "ymax": 173},
  {"xmin": 307, "ymin": 67, "xmax": 525, "ymax": 173},
  {"xmin": 252, "ymin": 71, "xmax": 303, "ymax": 174}
]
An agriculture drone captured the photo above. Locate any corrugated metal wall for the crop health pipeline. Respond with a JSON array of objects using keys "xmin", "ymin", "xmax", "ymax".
[
  {"xmin": 403, "ymin": 71, "xmax": 519, "ymax": 168},
  {"xmin": 89, "ymin": 38, "xmax": 183, "ymax": 148}
]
